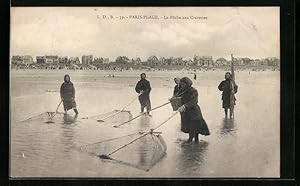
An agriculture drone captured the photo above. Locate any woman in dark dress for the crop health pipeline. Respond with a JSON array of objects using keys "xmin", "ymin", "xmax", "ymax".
[
  {"xmin": 60, "ymin": 74, "xmax": 78, "ymax": 115},
  {"xmin": 218, "ymin": 72, "xmax": 238, "ymax": 118},
  {"xmin": 135, "ymin": 73, "xmax": 152, "ymax": 116},
  {"xmin": 177, "ymin": 77, "xmax": 210, "ymax": 143}
]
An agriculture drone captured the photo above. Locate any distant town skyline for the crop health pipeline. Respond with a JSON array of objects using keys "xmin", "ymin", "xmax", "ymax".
[{"xmin": 11, "ymin": 7, "xmax": 279, "ymax": 61}]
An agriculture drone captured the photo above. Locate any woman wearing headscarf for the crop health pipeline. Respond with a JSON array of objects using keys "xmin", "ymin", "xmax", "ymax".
[
  {"xmin": 60, "ymin": 74, "xmax": 78, "ymax": 115},
  {"xmin": 177, "ymin": 77, "xmax": 210, "ymax": 143},
  {"xmin": 135, "ymin": 73, "xmax": 152, "ymax": 116},
  {"xmin": 218, "ymin": 72, "xmax": 238, "ymax": 118}
]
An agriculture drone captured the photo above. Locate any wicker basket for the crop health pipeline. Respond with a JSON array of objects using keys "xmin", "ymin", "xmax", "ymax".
[{"xmin": 170, "ymin": 97, "xmax": 182, "ymax": 111}]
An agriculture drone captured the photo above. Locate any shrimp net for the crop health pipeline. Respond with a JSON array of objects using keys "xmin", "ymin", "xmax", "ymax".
[
  {"xmin": 18, "ymin": 112, "xmax": 65, "ymax": 123},
  {"xmin": 80, "ymin": 110, "xmax": 133, "ymax": 124},
  {"xmin": 80, "ymin": 131, "xmax": 167, "ymax": 171},
  {"xmin": 18, "ymin": 110, "xmax": 132, "ymax": 124}
]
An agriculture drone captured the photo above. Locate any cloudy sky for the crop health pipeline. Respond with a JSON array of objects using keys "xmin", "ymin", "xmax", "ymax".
[{"xmin": 11, "ymin": 7, "xmax": 279, "ymax": 60}]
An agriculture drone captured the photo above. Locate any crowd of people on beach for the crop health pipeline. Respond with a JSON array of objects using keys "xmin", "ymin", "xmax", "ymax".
[{"xmin": 59, "ymin": 72, "xmax": 238, "ymax": 143}]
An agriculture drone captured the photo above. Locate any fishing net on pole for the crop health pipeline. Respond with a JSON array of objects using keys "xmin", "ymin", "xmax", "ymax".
[
  {"xmin": 80, "ymin": 131, "xmax": 167, "ymax": 171},
  {"xmin": 81, "ymin": 110, "xmax": 133, "ymax": 124},
  {"xmin": 80, "ymin": 111, "xmax": 179, "ymax": 171},
  {"xmin": 81, "ymin": 95, "xmax": 138, "ymax": 123},
  {"xmin": 18, "ymin": 112, "xmax": 65, "ymax": 123}
]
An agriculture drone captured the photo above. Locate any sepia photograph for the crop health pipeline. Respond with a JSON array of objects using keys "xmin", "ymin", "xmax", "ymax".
[{"xmin": 10, "ymin": 7, "xmax": 280, "ymax": 178}]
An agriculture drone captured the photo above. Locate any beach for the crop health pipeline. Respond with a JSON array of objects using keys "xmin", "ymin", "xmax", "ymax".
[{"xmin": 10, "ymin": 69, "xmax": 280, "ymax": 178}]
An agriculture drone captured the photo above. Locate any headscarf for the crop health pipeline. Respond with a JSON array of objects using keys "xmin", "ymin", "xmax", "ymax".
[
  {"xmin": 180, "ymin": 77, "xmax": 193, "ymax": 90},
  {"xmin": 140, "ymin": 73, "xmax": 146, "ymax": 79},
  {"xmin": 64, "ymin": 74, "xmax": 71, "ymax": 83},
  {"xmin": 225, "ymin": 72, "xmax": 232, "ymax": 80}
]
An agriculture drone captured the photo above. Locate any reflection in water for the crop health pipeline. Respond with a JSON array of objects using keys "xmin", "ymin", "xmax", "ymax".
[
  {"xmin": 137, "ymin": 115, "xmax": 156, "ymax": 131},
  {"xmin": 63, "ymin": 114, "xmax": 78, "ymax": 124},
  {"xmin": 60, "ymin": 114, "xmax": 78, "ymax": 154},
  {"xmin": 220, "ymin": 118, "xmax": 237, "ymax": 137},
  {"xmin": 138, "ymin": 115, "xmax": 150, "ymax": 127},
  {"xmin": 177, "ymin": 140, "xmax": 209, "ymax": 174}
]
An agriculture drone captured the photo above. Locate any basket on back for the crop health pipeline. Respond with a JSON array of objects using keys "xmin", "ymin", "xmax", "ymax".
[{"xmin": 169, "ymin": 97, "xmax": 182, "ymax": 111}]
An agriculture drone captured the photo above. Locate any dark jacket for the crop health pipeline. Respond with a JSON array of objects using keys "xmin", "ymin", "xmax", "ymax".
[
  {"xmin": 135, "ymin": 79, "xmax": 151, "ymax": 97},
  {"xmin": 218, "ymin": 79, "xmax": 238, "ymax": 101},
  {"xmin": 179, "ymin": 77, "xmax": 209, "ymax": 135},
  {"xmin": 180, "ymin": 87, "xmax": 204, "ymax": 121},
  {"xmin": 60, "ymin": 82, "xmax": 75, "ymax": 101}
]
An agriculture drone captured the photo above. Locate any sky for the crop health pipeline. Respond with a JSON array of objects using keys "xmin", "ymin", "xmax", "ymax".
[{"xmin": 11, "ymin": 7, "xmax": 280, "ymax": 61}]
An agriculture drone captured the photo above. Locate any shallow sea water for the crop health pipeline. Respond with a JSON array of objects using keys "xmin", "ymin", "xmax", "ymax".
[{"xmin": 10, "ymin": 69, "xmax": 280, "ymax": 178}]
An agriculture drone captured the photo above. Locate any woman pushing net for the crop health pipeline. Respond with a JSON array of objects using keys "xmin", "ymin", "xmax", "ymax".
[
  {"xmin": 60, "ymin": 74, "xmax": 79, "ymax": 115},
  {"xmin": 173, "ymin": 77, "xmax": 210, "ymax": 143}
]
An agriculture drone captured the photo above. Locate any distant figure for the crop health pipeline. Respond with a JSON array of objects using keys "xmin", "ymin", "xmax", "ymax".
[
  {"xmin": 135, "ymin": 73, "xmax": 152, "ymax": 116},
  {"xmin": 60, "ymin": 74, "xmax": 78, "ymax": 115},
  {"xmin": 177, "ymin": 77, "xmax": 210, "ymax": 143},
  {"xmin": 218, "ymin": 72, "xmax": 238, "ymax": 118},
  {"xmin": 173, "ymin": 77, "xmax": 181, "ymax": 96},
  {"xmin": 194, "ymin": 73, "xmax": 197, "ymax": 80}
]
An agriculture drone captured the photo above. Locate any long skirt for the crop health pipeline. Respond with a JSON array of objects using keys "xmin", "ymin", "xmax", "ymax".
[
  {"xmin": 181, "ymin": 118, "xmax": 210, "ymax": 136},
  {"xmin": 139, "ymin": 95, "xmax": 151, "ymax": 111},
  {"xmin": 63, "ymin": 99, "xmax": 77, "ymax": 111},
  {"xmin": 222, "ymin": 95, "xmax": 236, "ymax": 109}
]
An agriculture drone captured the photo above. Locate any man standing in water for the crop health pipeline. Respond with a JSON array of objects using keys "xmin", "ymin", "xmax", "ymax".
[
  {"xmin": 135, "ymin": 73, "xmax": 152, "ymax": 116},
  {"xmin": 218, "ymin": 72, "xmax": 238, "ymax": 118},
  {"xmin": 60, "ymin": 74, "xmax": 79, "ymax": 115}
]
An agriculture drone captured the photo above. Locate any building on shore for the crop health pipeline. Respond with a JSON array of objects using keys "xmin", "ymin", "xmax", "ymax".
[
  {"xmin": 11, "ymin": 56, "xmax": 23, "ymax": 64},
  {"xmin": 186, "ymin": 59, "xmax": 194, "ymax": 66},
  {"xmin": 252, "ymin": 59, "xmax": 261, "ymax": 66},
  {"xmin": 93, "ymin": 57, "xmax": 104, "ymax": 65},
  {"xmin": 82, "ymin": 55, "xmax": 93, "ymax": 65},
  {"xmin": 93, "ymin": 57, "xmax": 110, "ymax": 65},
  {"xmin": 159, "ymin": 57, "xmax": 166, "ymax": 65},
  {"xmin": 215, "ymin": 57, "xmax": 227, "ymax": 66},
  {"xmin": 69, "ymin": 57, "xmax": 80, "ymax": 64},
  {"xmin": 36, "ymin": 56, "xmax": 46, "ymax": 64},
  {"xmin": 58, "ymin": 56, "xmax": 68, "ymax": 64},
  {"xmin": 263, "ymin": 57, "xmax": 280, "ymax": 66},
  {"xmin": 45, "ymin": 55, "xmax": 59, "ymax": 64},
  {"xmin": 147, "ymin": 56, "xmax": 159, "ymax": 66},
  {"xmin": 130, "ymin": 57, "xmax": 142, "ymax": 65},
  {"xmin": 11, "ymin": 55, "xmax": 34, "ymax": 65},
  {"xmin": 193, "ymin": 55, "xmax": 214, "ymax": 67},
  {"xmin": 169, "ymin": 57, "xmax": 183, "ymax": 65},
  {"xmin": 103, "ymin": 58, "xmax": 109, "ymax": 64},
  {"xmin": 115, "ymin": 56, "xmax": 130, "ymax": 64}
]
